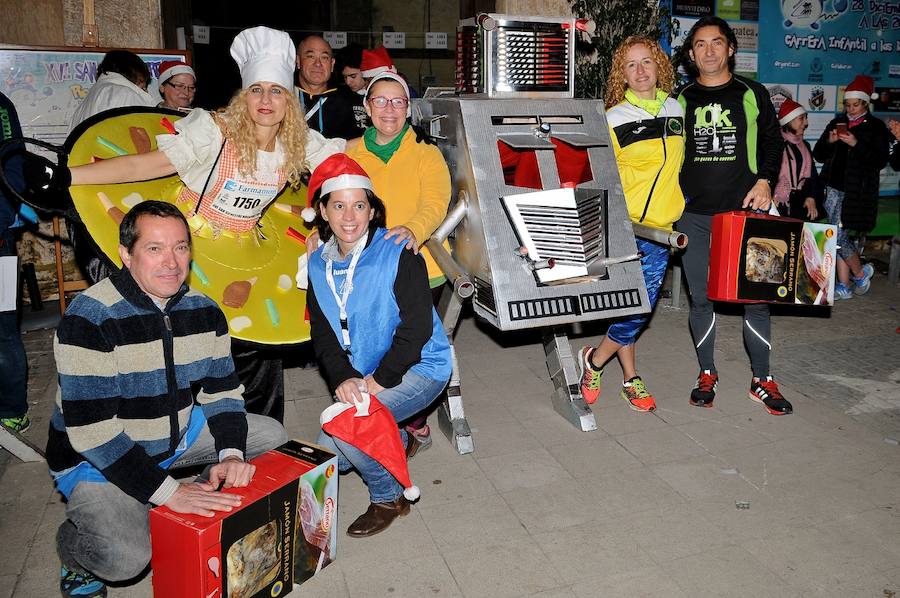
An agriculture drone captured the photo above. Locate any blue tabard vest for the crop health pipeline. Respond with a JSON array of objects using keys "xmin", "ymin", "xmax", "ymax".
[{"xmin": 308, "ymin": 228, "xmax": 452, "ymax": 382}]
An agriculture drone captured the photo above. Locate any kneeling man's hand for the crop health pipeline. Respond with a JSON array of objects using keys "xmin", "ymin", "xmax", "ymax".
[
  {"xmin": 165, "ymin": 480, "xmax": 244, "ymax": 517},
  {"xmin": 209, "ymin": 456, "xmax": 256, "ymax": 490}
]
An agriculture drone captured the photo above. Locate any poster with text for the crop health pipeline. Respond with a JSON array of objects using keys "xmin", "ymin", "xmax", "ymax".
[
  {"xmin": 1, "ymin": 49, "xmax": 184, "ymax": 149},
  {"xmin": 758, "ymin": 1, "xmax": 900, "ymax": 88}
]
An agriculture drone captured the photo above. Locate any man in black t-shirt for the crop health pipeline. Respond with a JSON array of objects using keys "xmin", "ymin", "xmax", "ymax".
[
  {"xmin": 296, "ymin": 35, "xmax": 366, "ymax": 140},
  {"xmin": 675, "ymin": 16, "xmax": 791, "ymax": 416}
]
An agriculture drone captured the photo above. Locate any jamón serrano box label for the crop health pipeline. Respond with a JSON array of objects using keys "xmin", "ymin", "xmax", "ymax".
[
  {"xmin": 709, "ymin": 211, "xmax": 837, "ymax": 306},
  {"xmin": 149, "ymin": 440, "xmax": 338, "ymax": 598}
]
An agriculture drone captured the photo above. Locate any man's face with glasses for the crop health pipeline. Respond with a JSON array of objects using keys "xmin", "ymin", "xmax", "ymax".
[{"xmin": 160, "ymin": 73, "xmax": 196, "ymax": 109}]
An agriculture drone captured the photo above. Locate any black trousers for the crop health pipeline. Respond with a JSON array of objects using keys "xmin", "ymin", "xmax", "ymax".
[{"xmin": 231, "ymin": 340, "xmax": 285, "ymax": 423}]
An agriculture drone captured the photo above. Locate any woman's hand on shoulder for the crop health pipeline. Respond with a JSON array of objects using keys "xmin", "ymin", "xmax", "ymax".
[
  {"xmin": 384, "ymin": 226, "xmax": 418, "ymax": 253},
  {"xmin": 335, "ymin": 378, "xmax": 367, "ymax": 404},
  {"xmin": 306, "ymin": 229, "xmax": 321, "ymax": 254}
]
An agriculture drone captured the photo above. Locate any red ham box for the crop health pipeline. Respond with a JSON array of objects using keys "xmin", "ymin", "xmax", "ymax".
[
  {"xmin": 149, "ymin": 440, "xmax": 338, "ymax": 598},
  {"xmin": 708, "ymin": 211, "xmax": 837, "ymax": 306}
]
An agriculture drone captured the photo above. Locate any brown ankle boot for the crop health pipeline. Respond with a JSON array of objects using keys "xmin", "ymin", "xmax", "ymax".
[
  {"xmin": 346, "ymin": 497, "xmax": 411, "ymax": 537},
  {"xmin": 405, "ymin": 433, "xmax": 422, "ymax": 459}
]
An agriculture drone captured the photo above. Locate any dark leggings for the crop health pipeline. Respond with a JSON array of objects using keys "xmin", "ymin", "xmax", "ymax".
[{"xmin": 676, "ymin": 211, "xmax": 771, "ymax": 378}]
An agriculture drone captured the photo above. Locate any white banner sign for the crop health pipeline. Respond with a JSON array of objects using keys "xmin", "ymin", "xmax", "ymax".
[
  {"xmin": 382, "ymin": 32, "xmax": 406, "ymax": 49},
  {"xmin": 324, "ymin": 31, "xmax": 347, "ymax": 49},
  {"xmin": 192, "ymin": 26, "xmax": 210, "ymax": 45},
  {"xmin": 426, "ymin": 32, "xmax": 448, "ymax": 50}
]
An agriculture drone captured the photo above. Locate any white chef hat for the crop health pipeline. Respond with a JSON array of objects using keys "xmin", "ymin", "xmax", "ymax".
[{"xmin": 230, "ymin": 26, "xmax": 296, "ymax": 91}]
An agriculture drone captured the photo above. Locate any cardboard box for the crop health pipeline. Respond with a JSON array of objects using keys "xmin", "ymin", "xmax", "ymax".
[
  {"xmin": 149, "ymin": 441, "xmax": 338, "ymax": 598},
  {"xmin": 709, "ymin": 211, "xmax": 837, "ymax": 305}
]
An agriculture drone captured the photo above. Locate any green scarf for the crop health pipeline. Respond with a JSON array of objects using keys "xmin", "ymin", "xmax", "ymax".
[
  {"xmin": 625, "ymin": 88, "xmax": 669, "ymax": 117},
  {"xmin": 363, "ymin": 123, "xmax": 409, "ymax": 163}
]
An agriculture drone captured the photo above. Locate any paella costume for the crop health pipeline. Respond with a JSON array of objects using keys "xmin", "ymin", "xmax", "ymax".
[{"xmin": 65, "ymin": 27, "xmax": 345, "ymax": 346}]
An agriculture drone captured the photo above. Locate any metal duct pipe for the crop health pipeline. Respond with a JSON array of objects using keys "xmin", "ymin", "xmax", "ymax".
[
  {"xmin": 632, "ymin": 222, "xmax": 688, "ymax": 249},
  {"xmin": 431, "ymin": 194, "xmax": 468, "ymax": 243},
  {"xmin": 425, "ymin": 240, "xmax": 474, "ymax": 299}
]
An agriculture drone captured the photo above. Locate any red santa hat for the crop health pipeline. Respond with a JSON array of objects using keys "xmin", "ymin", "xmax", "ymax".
[
  {"xmin": 158, "ymin": 60, "xmax": 195, "ymax": 84},
  {"xmin": 320, "ymin": 393, "xmax": 420, "ymax": 501},
  {"xmin": 303, "ymin": 153, "xmax": 373, "ymax": 222},
  {"xmin": 777, "ymin": 98, "xmax": 806, "ymax": 126},
  {"xmin": 843, "ymin": 75, "xmax": 878, "ymax": 102},
  {"xmin": 360, "ymin": 47, "xmax": 396, "ymax": 78}
]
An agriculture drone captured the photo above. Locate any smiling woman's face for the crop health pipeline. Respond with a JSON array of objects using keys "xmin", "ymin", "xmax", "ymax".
[
  {"xmin": 365, "ymin": 80, "xmax": 409, "ymax": 141},
  {"xmin": 245, "ymin": 82, "xmax": 288, "ymax": 128}
]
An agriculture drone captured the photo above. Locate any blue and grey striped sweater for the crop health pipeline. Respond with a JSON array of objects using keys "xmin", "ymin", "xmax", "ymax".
[{"xmin": 46, "ymin": 268, "xmax": 247, "ymax": 504}]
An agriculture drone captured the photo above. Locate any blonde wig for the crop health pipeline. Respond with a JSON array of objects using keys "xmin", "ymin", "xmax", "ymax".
[
  {"xmin": 604, "ymin": 36, "xmax": 675, "ymax": 110},
  {"xmin": 216, "ymin": 87, "xmax": 309, "ymax": 188}
]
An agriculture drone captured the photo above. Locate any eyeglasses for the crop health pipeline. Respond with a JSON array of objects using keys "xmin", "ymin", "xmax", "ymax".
[
  {"xmin": 165, "ymin": 82, "xmax": 196, "ymax": 93},
  {"xmin": 368, "ymin": 96, "xmax": 408, "ymax": 109}
]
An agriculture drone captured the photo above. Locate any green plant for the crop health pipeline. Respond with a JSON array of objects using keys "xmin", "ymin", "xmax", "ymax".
[{"xmin": 570, "ymin": 0, "xmax": 675, "ymax": 99}]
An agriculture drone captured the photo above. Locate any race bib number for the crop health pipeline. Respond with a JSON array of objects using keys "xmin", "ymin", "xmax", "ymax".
[{"xmin": 209, "ymin": 174, "xmax": 280, "ymax": 220}]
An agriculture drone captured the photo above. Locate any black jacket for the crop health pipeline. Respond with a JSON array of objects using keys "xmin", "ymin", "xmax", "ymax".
[
  {"xmin": 298, "ymin": 86, "xmax": 366, "ymax": 140},
  {"xmin": 813, "ymin": 113, "xmax": 890, "ymax": 232}
]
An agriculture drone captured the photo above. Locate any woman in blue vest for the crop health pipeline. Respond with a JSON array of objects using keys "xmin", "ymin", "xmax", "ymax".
[{"xmin": 305, "ymin": 153, "xmax": 451, "ymax": 538}]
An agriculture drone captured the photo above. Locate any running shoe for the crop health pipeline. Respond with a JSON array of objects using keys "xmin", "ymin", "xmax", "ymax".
[
  {"xmin": 834, "ymin": 282, "xmax": 854, "ymax": 300},
  {"xmin": 620, "ymin": 376, "xmax": 656, "ymax": 412},
  {"xmin": 0, "ymin": 414, "xmax": 30, "ymax": 434},
  {"xmin": 60, "ymin": 564, "xmax": 107, "ymax": 598},
  {"xmin": 748, "ymin": 376, "xmax": 793, "ymax": 415},
  {"xmin": 577, "ymin": 346, "xmax": 604, "ymax": 405},
  {"xmin": 852, "ymin": 263, "xmax": 875, "ymax": 296},
  {"xmin": 689, "ymin": 370, "xmax": 718, "ymax": 408}
]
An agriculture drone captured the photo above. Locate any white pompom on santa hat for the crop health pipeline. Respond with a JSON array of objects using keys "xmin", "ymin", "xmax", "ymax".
[
  {"xmin": 778, "ymin": 98, "xmax": 806, "ymax": 127},
  {"xmin": 843, "ymin": 74, "xmax": 878, "ymax": 102},
  {"xmin": 302, "ymin": 153, "xmax": 373, "ymax": 223},
  {"xmin": 320, "ymin": 392, "xmax": 421, "ymax": 501}
]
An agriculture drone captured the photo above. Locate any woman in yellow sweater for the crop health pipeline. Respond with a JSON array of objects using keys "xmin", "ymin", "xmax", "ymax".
[{"xmin": 348, "ymin": 71, "xmax": 451, "ymax": 447}]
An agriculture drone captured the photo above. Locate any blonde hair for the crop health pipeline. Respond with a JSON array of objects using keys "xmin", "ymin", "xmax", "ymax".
[
  {"xmin": 604, "ymin": 36, "xmax": 675, "ymax": 110},
  {"xmin": 216, "ymin": 87, "xmax": 309, "ymax": 188}
]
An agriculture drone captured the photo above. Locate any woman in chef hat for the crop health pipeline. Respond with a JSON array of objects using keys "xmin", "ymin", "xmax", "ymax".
[{"xmin": 66, "ymin": 26, "xmax": 346, "ymax": 421}]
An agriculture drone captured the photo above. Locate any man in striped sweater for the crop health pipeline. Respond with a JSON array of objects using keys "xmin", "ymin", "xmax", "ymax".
[{"xmin": 46, "ymin": 201, "xmax": 287, "ymax": 598}]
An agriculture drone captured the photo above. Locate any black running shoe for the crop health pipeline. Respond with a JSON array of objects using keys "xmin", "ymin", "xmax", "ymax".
[
  {"xmin": 689, "ymin": 370, "xmax": 718, "ymax": 408},
  {"xmin": 748, "ymin": 377, "xmax": 793, "ymax": 415}
]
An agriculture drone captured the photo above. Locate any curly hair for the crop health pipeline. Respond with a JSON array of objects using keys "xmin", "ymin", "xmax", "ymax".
[
  {"xmin": 215, "ymin": 87, "xmax": 309, "ymax": 188},
  {"xmin": 604, "ymin": 36, "xmax": 675, "ymax": 109}
]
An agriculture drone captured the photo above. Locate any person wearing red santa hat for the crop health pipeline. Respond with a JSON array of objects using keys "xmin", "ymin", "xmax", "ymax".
[
  {"xmin": 813, "ymin": 74, "xmax": 890, "ymax": 299},
  {"xmin": 359, "ymin": 46, "xmax": 397, "ymax": 82},
  {"xmin": 773, "ymin": 99, "xmax": 823, "ymax": 221},
  {"xmin": 305, "ymin": 153, "xmax": 451, "ymax": 537},
  {"xmin": 157, "ymin": 60, "xmax": 196, "ymax": 111}
]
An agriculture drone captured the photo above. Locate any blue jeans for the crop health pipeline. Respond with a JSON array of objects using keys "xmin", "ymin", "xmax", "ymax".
[
  {"xmin": 317, "ymin": 370, "xmax": 448, "ymax": 503},
  {"xmin": 56, "ymin": 414, "xmax": 287, "ymax": 581}
]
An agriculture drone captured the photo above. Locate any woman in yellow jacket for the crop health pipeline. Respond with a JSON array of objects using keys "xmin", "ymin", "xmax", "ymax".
[
  {"xmin": 348, "ymin": 71, "xmax": 451, "ymax": 446},
  {"xmin": 577, "ymin": 36, "xmax": 685, "ymax": 413}
]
